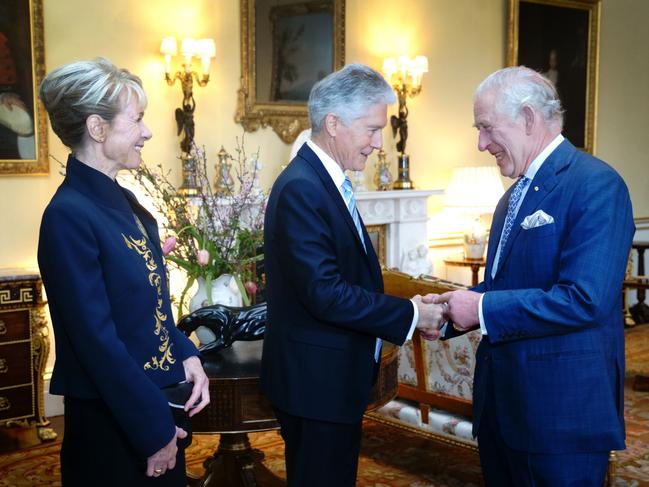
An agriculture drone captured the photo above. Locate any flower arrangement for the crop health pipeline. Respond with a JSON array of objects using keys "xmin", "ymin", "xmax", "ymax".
[{"xmin": 133, "ymin": 139, "xmax": 266, "ymax": 315}]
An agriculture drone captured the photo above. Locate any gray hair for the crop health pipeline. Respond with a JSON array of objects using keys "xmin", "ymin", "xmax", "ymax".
[
  {"xmin": 39, "ymin": 57, "xmax": 147, "ymax": 150},
  {"xmin": 475, "ymin": 66, "xmax": 563, "ymax": 129},
  {"xmin": 308, "ymin": 63, "xmax": 396, "ymax": 133}
]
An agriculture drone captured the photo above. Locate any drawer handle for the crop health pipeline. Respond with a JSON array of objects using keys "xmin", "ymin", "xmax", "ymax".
[
  {"xmin": 0, "ymin": 396, "xmax": 10, "ymax": 412},
  {"xmin": 0, "ymin": 320, "xmax": 5, "ymax": 335},
  {"xmin": 0, "ymin": 358, "xmax": 6, "ymax": 373}
]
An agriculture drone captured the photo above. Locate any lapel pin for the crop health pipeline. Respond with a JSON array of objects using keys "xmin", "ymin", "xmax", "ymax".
[{"xmin": 534, "ymin": 186, "xmax": 539, "ymax": 192}]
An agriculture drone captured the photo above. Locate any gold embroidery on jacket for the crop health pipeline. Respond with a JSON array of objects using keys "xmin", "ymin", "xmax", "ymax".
[{"xmin": 122, "ymin": 234, "xmax": 176, "ymax": 371}]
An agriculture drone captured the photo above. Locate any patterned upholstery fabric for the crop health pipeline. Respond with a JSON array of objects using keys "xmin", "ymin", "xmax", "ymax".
[
  {"xmin": 398, "ymin": 330, "xmax": 480, "ymax": 400},
  {"xmin": 374, "ymin": 329, "xmax": 480, "ymax": 444}
]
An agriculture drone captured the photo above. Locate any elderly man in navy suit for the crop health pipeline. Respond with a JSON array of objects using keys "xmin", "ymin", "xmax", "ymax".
[
  {"xmin": 260, "ymin": 63, "xmax": 443, "ymax": 486},
  {"xmin": 436, "ymin": 66, "xmax": 634, "ymax": 486}
]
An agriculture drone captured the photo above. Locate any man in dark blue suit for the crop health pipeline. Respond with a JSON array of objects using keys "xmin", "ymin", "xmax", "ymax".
[
  {"xmin": 436, "ymin": 66, "xmax": 635, "ymax": 486},
  {"xmin": 260, "ymin": 64, "xmax": 443, "ymax": 486}
]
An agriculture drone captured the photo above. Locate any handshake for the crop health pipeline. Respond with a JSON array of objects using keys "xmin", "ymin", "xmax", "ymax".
[
  {"xmin": 412, "ymin": 289, "xmax": 482, "ymax": 341},
  {"xmin": 412, "ymin": 294, "xmax": 446, "ymax": 341}
]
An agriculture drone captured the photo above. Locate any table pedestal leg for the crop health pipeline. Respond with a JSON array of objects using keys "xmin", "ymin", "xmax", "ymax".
[{"xmin": 192, "ymin": 433, "xmax": 283, "ymax": 487}]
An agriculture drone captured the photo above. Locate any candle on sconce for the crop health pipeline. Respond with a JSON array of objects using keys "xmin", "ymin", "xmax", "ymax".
[
  {"xmin": 181, "ymin": 37, "xmax": 196, "ymax": 73},
  {"xmin": 197, "ymin": 38, "xmax": 216, "ymax": 77},
  {"xmin": 159, "ymin": 37, "xmax": 177, "ymax": 76}
]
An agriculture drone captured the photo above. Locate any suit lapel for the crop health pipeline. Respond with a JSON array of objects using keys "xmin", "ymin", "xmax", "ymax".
[
  {"xmin": 297, "ymin": 144, "xmax": 379, "ymax": 274},
  {"xmin": 494, "ymin": 140, "xmax": 575, "ymax": 274},
  {"xmin": 359, "ymin": 213, "xmax": 384, "ymax": 287}
]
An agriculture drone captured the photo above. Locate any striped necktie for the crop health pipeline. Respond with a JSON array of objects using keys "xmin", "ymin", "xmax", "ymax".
[{"xmin": 341, "ymin": 177, "xmax": 366, "ymax": 252}]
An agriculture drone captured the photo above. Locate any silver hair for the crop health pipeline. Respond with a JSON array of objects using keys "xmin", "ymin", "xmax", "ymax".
[
  {"xmin": 475, "ymin": 66, "xmax": 564, "ymax": 129},
  {"xmin": 39, "ymin": 57, "xmax": 147, "ymax": 150},
  {"xmin": 308, "ymin": 63, "xmax": 396, "ymax": 133}
]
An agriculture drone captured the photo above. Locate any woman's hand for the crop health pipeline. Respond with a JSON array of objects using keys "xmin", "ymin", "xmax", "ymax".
[
  {"xmin": 146, "ymin": 426, "xmax": 187, "ymax": 477},
  {"xmin": 182, "ymin": 355, "xmax": 210, "ymax": 416}
]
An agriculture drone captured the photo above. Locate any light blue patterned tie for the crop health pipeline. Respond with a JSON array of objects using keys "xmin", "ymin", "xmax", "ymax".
[
  {"xmin": 499, "ymin": 176, "xmax": 530, "ymax": 252},
  {"xmin": 341, "ymin": 177, "xmax": 366, "ymax": 252},
  {"xmin": 343, "ymin": 177, "xmax": 381, "ymax": 360}
]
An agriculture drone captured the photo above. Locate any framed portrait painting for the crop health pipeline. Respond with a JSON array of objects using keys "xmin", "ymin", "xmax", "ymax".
[
  {"xmin": 507, "ymin": 0, "xmax": 601, "ymax": 154},
  {"xmin": 0, "ymin": 0, "xmax": 48, "ymax": 175},
  {"xmin": 238, "ymin": 0, "xmax": 344, "ymax": 143},
  {"xmin": 268, "ymin": 1, "xmax": 334, "ymax": 103}
]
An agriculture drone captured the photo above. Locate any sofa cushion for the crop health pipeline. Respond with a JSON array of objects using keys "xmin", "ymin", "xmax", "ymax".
[{"xmin": 373, "ymin": 398, "xmax": 476, "ymax": 445}]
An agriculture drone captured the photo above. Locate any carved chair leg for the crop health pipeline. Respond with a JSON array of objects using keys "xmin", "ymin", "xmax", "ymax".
[{"xmin": 419, "ymin": 404, "xmax": 429, "ymax": 424}]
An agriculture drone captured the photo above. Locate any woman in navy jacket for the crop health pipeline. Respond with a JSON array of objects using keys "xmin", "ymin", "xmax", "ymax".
[{"xmin": 37, "ymin": 58, "xmax": 209, "ymax": 486}]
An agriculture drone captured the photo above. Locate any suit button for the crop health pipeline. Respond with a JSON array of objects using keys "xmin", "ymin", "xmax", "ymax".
[{"xmin": 484, "ymin": 355, "xmax": 489, "ymax": 362}]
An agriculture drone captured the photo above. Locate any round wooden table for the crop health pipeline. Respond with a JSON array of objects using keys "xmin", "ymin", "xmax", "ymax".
[
  {"xmin": 444, "ymin": 255, "xmax": 486, "ymax": 287},
  {"xmin": 188, "ymin": 339, "xmax": 399, "ymax": 487}
]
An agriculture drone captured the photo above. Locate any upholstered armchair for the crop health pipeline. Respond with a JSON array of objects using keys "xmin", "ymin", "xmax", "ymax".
[{"xmin": 368, "ymin": 269, "xmax": 477, "ymax": 449}]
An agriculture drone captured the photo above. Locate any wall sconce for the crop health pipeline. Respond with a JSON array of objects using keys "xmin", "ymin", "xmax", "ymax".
[
  {"xmin": 382, "ymin": 55, "xmax": 428, "ymax": 190},
  {"xmin": 445, "ymin": 166, "xmax": 504, "ymax": 259},
  {"xmin": 160, "ymin": 36, "xmax": 215, "ymax": 195}
]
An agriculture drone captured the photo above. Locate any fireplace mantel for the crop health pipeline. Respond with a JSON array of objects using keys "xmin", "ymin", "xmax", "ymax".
[{"xmin": 356, "ymin": 189, "xmax": 442, "ymax": 269}]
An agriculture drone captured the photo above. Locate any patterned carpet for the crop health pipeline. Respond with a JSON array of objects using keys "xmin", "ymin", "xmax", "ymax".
[
  {"xmin": 1, "ymin": 326, "xmax": 648, "ymax": 486},
  {"xmin": 626, "ymin": 325, "xmax": 649, "ymax": 377},
  {"xmin": 618, "ymin": 324, "xmax": 649, "ymax": 487},
  {"xmin": 0, "ymin": 419, "xmax": 483, "ymax": 487}
]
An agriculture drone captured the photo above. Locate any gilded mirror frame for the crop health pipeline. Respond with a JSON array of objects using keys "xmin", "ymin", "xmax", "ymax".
[
  {"xmin": 236, "ymin": 0, "xmax": 345, "ymax": 144},
  {"xmin": 507, "ymin": 0, "xmax": 600, "ymax": 154},
  {"xmin": 0, "ymin": 0, "xmax": 48, "ymax": 175}
]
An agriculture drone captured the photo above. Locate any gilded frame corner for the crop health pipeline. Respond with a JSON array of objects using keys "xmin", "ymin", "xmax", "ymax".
[
  {"xmin": 236, "ymin": 0, "xmax": 345, "ymax": 144},
  {"xmin": 507, "ymin": 0, "xmax": 601, "ymax": 154},
  {"xmin": 0, "ymin": 0, "xmax": 48, "ymax": 175}
]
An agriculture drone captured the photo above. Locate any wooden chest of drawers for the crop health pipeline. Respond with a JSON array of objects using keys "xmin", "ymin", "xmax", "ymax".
[{"xmin": 0, "ymin": 269, "xmax": 56, "ymax": 440}]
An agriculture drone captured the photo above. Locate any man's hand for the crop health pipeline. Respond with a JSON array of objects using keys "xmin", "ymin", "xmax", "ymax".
[
  {"xmin": 182, "ymin": 356, "xmax": 210, "ymax": 416},
  {"xmin": 145, "ymin": 426, "xmax": 187, "ymax": 477},
  {"xmin": 412, "ymin": 294, "xmax": 444, "ymax": 340},
  {"xmin": 434, "ymin": 290, "xmax": 481, "ymax": 332}
]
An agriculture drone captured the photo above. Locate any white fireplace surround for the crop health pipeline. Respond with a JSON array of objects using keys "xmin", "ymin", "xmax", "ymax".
[{"xmin": 356, "ymin": 189, "xmax": 441, "ymax": 269}]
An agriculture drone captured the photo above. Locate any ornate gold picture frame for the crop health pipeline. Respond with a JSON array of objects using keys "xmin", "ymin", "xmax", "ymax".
[
  {"xmin": 366, "ymin": 224, "xmax": 387, "ymax": 267},
  {"xmin": 507, "ymin": 0, "xmax": 600, "ymax": 154},
  {"xmin": 236, "ymin": 0, "xmax": 345, "ymax": 144},
  {"xmin": 0, "ymin": 0, "xmax": 48, "ymax": 175}
]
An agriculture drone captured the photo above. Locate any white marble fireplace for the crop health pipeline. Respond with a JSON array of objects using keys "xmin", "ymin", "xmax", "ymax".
[{"xmin": 356, "ymin": 189, "xmax": 441, "ymax": 270}]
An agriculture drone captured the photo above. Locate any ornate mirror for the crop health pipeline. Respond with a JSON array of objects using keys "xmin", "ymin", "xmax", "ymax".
[{"xmin": 236, "ymin": 0, "xmax": 345, "ymax": 143}]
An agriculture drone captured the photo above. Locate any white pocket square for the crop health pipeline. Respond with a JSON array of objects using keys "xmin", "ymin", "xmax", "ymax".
[{"xmin": 521, "ymin": 210, "xmax": 554, "ymax": 230}]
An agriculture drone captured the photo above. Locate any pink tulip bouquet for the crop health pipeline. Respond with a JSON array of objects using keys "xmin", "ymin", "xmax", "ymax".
[{"xmin": 134, "ymin": 139, "xmax": 265, "ymax": 315}]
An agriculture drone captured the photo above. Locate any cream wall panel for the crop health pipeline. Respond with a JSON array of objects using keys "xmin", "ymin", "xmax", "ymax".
[{"xmin": 597, "ymin": 0, "xmax": 649, "ymax": 218}]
